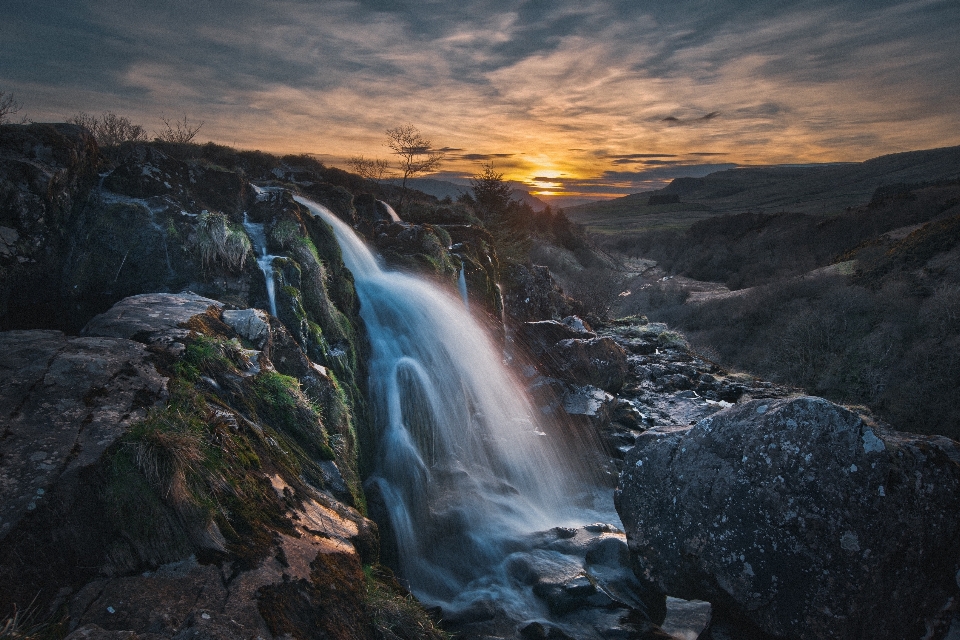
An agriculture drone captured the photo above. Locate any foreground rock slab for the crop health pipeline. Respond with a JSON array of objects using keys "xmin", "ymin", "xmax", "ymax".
[{"xmin": 615, "ymin": 396, "xmax": 960, "ymax": 640}]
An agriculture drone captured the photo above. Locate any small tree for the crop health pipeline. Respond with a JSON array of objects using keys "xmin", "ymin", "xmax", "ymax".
[
  {"xmin": 0, "ymin": 90, "xmax": 23, "ymax": 124},
  {"xmin": 470, "ymin": 162, "xmax": 513, "ymax": 222},
  {"xmin": 385, "ymin": 124, "xmax": 444, "ymax": 209},
  {"xmin": 347, "ymin": 155, "xmax": 390, "ymax": 182},
  {"xmin": 69, "ymin": 111, "xmax": 147, "ymax": 147},
  {"xmin": 155, "ymin": 114, "xmax": 204, "ymax": 144},
  {"xmin": 468, "ymin": 163, "xmax": 533, "ymax": 262}
]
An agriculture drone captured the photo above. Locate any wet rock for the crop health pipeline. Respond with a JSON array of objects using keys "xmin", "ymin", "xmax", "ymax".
[
  {"xmin": 372, "ymin": 221, "xmax": 455, "ymax": 275},
  {"xmin": 445, "ymin": 224, "xmax": 503, "ymax": 317},
  {"xmin": 543, "ymin": 337, "xmax": 629, "ymax": 393},
  {"xmin": 616, "ymin": 396, "xmax": 960, "ymax": 640},
  {"xmin": 517, "ymin": 319, "xmax": 596, "ymax": 358},
  {"xmin": 563, "ymin": 385, "xmax": 615, "ymax": 423}
]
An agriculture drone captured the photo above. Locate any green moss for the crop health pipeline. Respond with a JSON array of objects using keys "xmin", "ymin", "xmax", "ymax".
[
  {"xmin": 270, "ymin": 219, "xmax": 301, "ymax": 249},
  {"xmin": 250, "ymin": 371, "xmax": 336, "ymax": 462},
  {"xmin": 174, "ymin": 334, "xmax": 245, "ymax": 381}
]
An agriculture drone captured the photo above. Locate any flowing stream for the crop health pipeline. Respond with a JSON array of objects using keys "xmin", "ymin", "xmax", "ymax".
[
  {"xmin": 242, "ymin": 213, "xmax": 279, "ymax": 317},
  {"xmin": 295, "ymin": 196, "xmax": 608, "ymax": 614},
  {"xmin": 457, "ymin": 262, "xmax": 470, "ymax": 311}
]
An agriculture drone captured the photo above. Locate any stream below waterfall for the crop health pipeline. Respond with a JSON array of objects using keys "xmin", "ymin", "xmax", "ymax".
[{"xmin": 294, "ymin": 196, "xmax": 664, "ymax": 639}]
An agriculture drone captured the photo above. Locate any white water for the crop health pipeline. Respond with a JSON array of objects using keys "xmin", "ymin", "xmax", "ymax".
[
  {"xmin": 242, "ymin": 213, "xmax": 280, "ymax": 317},
  {"xmin": 378, "ymin": 199, "xmax": 402, "ymax": 222},
  {"xmin": 294, "ymin": 196, "xmax": 601, "ymax": 604},
  {"xmin": 457, "ymin": 262, "xmax": 470, "ymax": 311}
]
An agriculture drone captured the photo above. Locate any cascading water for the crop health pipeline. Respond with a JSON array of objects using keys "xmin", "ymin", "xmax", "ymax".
[
  {"xmin": 457, "ymin": 262, "xmax": 470, "ymax": 311},
  {"xmin": 378, "ymin": 199, "xmax": 402, "ymax": 222},
  {"xmin": 242, "ymin": 213, "xmax": 279, "ymax": 317},
  {"xmin": 294, "ymin": 196, "xmax": 606, "ymax": 610}
]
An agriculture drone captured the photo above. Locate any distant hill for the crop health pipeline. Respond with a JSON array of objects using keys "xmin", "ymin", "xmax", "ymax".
[
  {"xmin": 385, "ymin": 177, "xmax": 548, "ymax": 211},
  {"xmin": 567, "ymin": 145, "xmax": 960, "ymax": 235}
]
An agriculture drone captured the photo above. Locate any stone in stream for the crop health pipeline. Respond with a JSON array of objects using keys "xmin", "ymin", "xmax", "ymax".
[{"xmin": 616, "ymin": 396, "xmax": 960, "ymax": 640}]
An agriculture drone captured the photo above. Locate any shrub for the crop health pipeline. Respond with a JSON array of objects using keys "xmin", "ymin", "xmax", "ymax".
[
  {"xmin": 195, "ymin": 211, "xmax": 251, "ymax": 272},
  {"xmin": 68, "ymin": 111, "xmax": 147, "ymax": 147}
]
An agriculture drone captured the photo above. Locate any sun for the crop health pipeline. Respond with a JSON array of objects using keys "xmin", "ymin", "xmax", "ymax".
[{"xmin": 528, "ymin": 169, "xmax": 564, "ymax": 193}]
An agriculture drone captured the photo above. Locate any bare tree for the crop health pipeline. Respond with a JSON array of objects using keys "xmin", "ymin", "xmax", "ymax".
[
  {"xmin": 385, "ymin": 124, "xmax": 444, "ymax": 209},
  {"xmin": 154, "ymin": 114, "xmax": 204, "ymax": 144},
  {"xmin": 347, "ymin": 155, "xmax": 390, "ymax": 182},
  {"xmin": 0, "ymin": 90, "xmax": 23, "ymax": 124},
  {"xmin": 69, "ymin": 111, "xmax": 147, "ymax": 147}
]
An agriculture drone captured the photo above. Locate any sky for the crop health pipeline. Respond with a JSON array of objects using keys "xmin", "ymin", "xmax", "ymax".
[{"xmin": 2, "ymin": 0, "xmax": 959, "ymax": 204}]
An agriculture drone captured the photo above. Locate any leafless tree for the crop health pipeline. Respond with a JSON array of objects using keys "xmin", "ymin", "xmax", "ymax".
[
  {"xmin": 0, "ymin": 90, "xmax": 23, "ymax": 124},
  {"xmin": 154, "ymin": 114, "xmax": 204, "ymax": 144},
  {"xmin": 385, "ymin": 124, "xmax": 444, "ymax": 209},
  {"xmin": 69, "ymin": 111, "xmax": 147, "ymax": 147},
  {"xmin": 347, "ymin": 155, "xmax": 390, "ymax": 182}
]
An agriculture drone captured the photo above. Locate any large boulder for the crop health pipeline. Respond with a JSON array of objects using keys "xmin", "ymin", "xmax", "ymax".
[
  {"xmin": 543, "ymin": 337, "xmax": 629, "ymax": 393},
  {"xmin": 501, "ymin": 262, "xmax": 575, "ymax": 323},
  {"xmin": 517, "ymin": 318, "xmax": 597, "ymax": 358},
  {"xmin": 0, "ymin": 330, "xmax": 167, "ymax": 544},
  {"xmin": 615, "ymin": 396, "xmax": 960, "ymax": 640}
]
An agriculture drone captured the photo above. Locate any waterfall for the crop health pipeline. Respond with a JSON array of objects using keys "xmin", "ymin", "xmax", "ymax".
[
  {"xmin": 294, "ymin": 196, "xmax": 600, "ymax": 604},
  {"xmin": 242, "ymin": 213, "xmax": 279, "ymax": 317},
  {"xmin": 457, "ymin": 262, "xmax": 469, "ymax": 311},
  {"xmin": 377, "ymin": 199, "xmax": 402, "ymax": 222}
]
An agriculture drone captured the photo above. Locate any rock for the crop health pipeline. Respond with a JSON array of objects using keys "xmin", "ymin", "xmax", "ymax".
[
  {"xmin": 563, "ymin": 385, "xmax": 615, "ymax": 422},
  {"xmin": 0, "ymin": 328, "xmax": 171, "ymax": 611},
  {"xmin": 372, "ymin": 220, "xmax": 455, "ymax": 275},
  {"xmin": 517, "ymin": 319, "xmax": 597, "ymax": 358},
  {"xmin": 104, "ymin": 143, "xmax": 244, "ymax": 214},
  {"xmin": 222, "ymin": 308, "xmax": 270, "ymax": 347},
  {"xmin": 615, "ymin": 396, "xmax": 960, "ymax": 640},
  {"xmin": 0, "ymin": 330, "xmax": 167, "ymax": 543},
  {"xmin": 501, "ymin": 262, "xmax": 575, "ymax": 323},
  {"xmin": 0, "ymin": 124, "xmax": 101, "ymax": 329},
  {"xmin": 82, "ymin": 292, "xmax": 223, "ymax": 345},
  {"xmin": 543, "ymin": 337, "xmax": 629, "ymax": 393},
  {"xmin": 1, "ymin": 294, "xmax": 382, "ymax": 636}
]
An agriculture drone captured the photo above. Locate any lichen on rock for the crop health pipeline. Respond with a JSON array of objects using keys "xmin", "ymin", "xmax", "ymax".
[{"xmin": 615, "ymin": 396, "xmax": 960, "ymax": 639}]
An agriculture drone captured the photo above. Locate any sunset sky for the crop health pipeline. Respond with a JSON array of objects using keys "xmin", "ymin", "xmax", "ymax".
[{"xmin": 2, "ymin": 0, "xmax": 958, "ymax": 202}]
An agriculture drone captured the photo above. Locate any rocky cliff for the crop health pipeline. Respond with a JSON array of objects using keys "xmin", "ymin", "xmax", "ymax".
[
  {"xmin": 0, "ymin": 125, "xmax": 453, "ymax": 638},
  {"xmin": 3, "ymin": 124, "xmax": 958, "ymax": 640}
]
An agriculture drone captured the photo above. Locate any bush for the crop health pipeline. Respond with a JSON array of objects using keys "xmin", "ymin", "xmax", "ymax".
[
  {"xmin": 68, "ymin": 111, "xmax": 147, "ymax": 147},
  {"xmin": 195, "ymin": 211, "xmax": 251, "ymax": 272}
]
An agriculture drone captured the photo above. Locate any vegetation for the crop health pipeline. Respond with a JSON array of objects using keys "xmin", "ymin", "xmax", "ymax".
[
  {"xmin": 385, "ymin": 125, "xmax": 444, "ymax": 210},
  {"xmin": 154, "ymin": 113, "xmax": 204, "ymax": 143},
  {"xmin": 347, "ymin": 155, "xmax": 390, "ymax": 182},
  {"xmin": 0, "ymin": 90, "xmax": 23, "ymax": 125},
  {"xmin": 364, "ymin": 565, "xmax": 449, "ymax": 640},
  {"xmin": 620, "ymin": 184, "xmax": 960, "ymax": 439},
  {"xmin": 195, "ymin": 210, "xmax": 252, "ymax": 272},
  {"xmin": 68, "ymin": 111, "xmax": 147, "ymax": 147}
]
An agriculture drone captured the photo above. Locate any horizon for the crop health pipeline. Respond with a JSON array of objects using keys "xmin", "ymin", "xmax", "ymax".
[{"xmin": 3, "ymin": 1, "xmax": 958, "ymax": 203}]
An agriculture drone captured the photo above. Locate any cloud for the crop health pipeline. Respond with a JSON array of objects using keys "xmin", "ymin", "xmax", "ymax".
[
  {"xmin": 453, "ymin": 153, "xmax": 516, "ymax": 161},
  {"xmin": 2, "ymin": 0, "xmax": 958, "ymax": 198}
]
